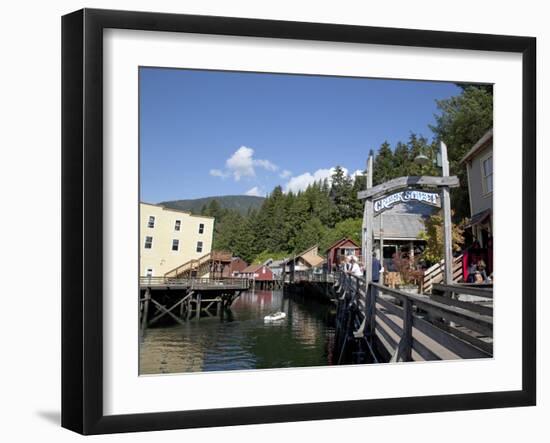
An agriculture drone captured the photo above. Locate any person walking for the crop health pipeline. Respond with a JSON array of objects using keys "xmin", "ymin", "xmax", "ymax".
[
  {"xmin": 349, "ymin": 255, "xmax": 363, "ymax": 278},
  {"xmin": 372, "ymin": 252, "xmax": 381, "ymax": 283}
]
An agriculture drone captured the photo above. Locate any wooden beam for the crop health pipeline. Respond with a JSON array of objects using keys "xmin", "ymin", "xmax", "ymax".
[
  {"xmin": 363, "ymin": 155, "xmax": 373, "ymax": 284},
  {"xmin": 429, "ymin": 293, "xmax": 493, "ymax": 316},
  {"xmin": 432, "ymin": 283, "xmax": 493, "ymax": 299},
  {"xmin": 148, "ymin": 298, "xmax": 186, "ymax": 326},
  {"xmin": 357, "ymin": 175, "xmax": 459, "ymax": 200},
  {"xmin": 440, "ymin": 142, "xmax": 454, "ymax": 285},
  {"xmin": 400, "ymin": 298, "xmax": 413, "ymax": 361}
]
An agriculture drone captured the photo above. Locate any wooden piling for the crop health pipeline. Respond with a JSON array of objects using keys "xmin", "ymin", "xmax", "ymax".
[
  {"xmin": 140, "ymin": 288, "xmax": 150, "ymax": 336},
  {"xmin": 186, "ymin": 297, "xmax": 192, "ymax": 320},
  {"xmin": 196, "ymin": 293, "xmax": 202, "ymax": 320}
]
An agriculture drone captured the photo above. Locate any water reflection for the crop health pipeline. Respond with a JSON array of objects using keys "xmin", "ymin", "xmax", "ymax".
[{"xmin": 139, "ymin": 289, "xmax": 335, "ymax": 374}]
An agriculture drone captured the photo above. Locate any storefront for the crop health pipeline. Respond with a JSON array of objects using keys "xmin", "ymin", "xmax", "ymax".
[{"xmin": 372, "ymin": 200, "xmax": 435, "ymax": 271}]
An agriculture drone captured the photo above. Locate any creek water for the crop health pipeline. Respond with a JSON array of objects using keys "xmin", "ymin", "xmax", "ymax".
[{"xmin": 139, "ymin": 289, "xmax": 336, "ymax": 374}]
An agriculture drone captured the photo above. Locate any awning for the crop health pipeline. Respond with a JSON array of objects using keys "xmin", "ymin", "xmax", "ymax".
[{"xmin": 463, "ymin": 208, "xmax": 492, "ymax": 229}]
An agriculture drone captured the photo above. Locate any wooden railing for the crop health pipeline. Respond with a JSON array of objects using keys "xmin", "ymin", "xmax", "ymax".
[
  {"xmin": 140, "ymin": 276, "xmax": 250, "ymax": 290},
  {"xmin": 292, "ymin": 271, "xmax": 337, "ymax": 283},
  {"xmin": 422, "ymin": 254, "xmax": 463, "ymax": 293},
  {"xmin": 164, "ymin": 252, "xmax": 215, "ymax": 279},
  {"xmin": 334, "ymin": 273, "xmax": 492, "ymax": 364}
]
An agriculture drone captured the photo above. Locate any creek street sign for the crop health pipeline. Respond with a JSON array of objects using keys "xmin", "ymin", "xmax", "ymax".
[{"xmin": 373, "ymin": 189, "xmax": 441, "ymax": 214}]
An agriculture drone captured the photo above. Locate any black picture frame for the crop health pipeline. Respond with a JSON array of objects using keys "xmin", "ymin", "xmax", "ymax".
[{"xmin": 62, "ymin": 8, "xmax": 536, "ymax": 435}]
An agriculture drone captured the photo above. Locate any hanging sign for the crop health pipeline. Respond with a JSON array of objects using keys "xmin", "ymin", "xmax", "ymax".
[{"xmin": 373, "ymin": 189, "xmax": 441, "ymax": 214}]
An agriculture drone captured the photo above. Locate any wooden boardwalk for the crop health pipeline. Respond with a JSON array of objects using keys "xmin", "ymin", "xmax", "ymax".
[{"xmin": 333, "ymin": 273, "xmax": 493, "ymax": 364}]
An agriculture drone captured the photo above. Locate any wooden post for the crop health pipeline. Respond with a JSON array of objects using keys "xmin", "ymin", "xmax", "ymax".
[
  {"xmin": 401, "ymin": 297, "xmax": 413, "ymax": 361},
  {"xmin": 186, "ymin": 296, "xmax": 192, "ymax": 320},
  {"xmin": 379, "ymin": 213, "xmax": 384, "ymax": 285},
  {"xmin": 196, "ymin": 293, "xmax": 202, "ymax": 320},
  {"xmin": 363, "ymin": 155, "xmax": 373, "ymax": 285},
  {"xmin": 179, "ymin": 293, "xmax": 185, "ymax": 319},
  {"xmin": 440, "ymin": 141, "xmax": 453, "ymax": 285},
  {"xmin": 140, "ymin": 288, "xmax": 150, "ymax": 336},
  {"xmin": 368, "ymin": 285, "xmax": 376, "ymax": 337}
]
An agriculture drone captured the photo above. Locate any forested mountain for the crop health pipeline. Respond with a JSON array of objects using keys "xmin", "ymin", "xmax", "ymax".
[{"xmin": 159, "ymin": 195, "xmax": 265, "ymax": 215}]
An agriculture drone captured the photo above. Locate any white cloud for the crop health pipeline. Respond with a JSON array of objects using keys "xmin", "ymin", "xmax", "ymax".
[
  {"xmin": 209, "ymin": 168, "xmax": 229, "ymax": 178},
  {"xmin": 245, "ymin": 186, "xmax": 263, "ymax": 197},
  {"xmin": 282, "ymin": 166, "xmax": 362, "ymax": 193},
  {"xmin": 280, "ymin": 169, "xmax": 292, "ymax": 179},
  {"xmin": 254, "ymin": 159, "xmax": 278, "ymax": 172},
  {"xmin": 213, "ymin": 145, "xmax": 278, "ymax": 181},
  {"xmin": 226, "ymin": 146, "xmax": 256, "ymax": 181}
]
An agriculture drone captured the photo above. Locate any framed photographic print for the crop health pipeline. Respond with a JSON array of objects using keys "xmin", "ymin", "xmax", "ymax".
[{"xmin": 61, "ymin": 8, "xmax": 536, "ymax": 435}]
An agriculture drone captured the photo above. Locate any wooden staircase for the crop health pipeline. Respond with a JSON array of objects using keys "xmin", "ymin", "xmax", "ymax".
[
  {"xmin": 422, "ymin": 254, "xmax": 463, "ymax": 294},
  {"xmin": 164, "ymin": 250, "xmax": 232, "ymax": 279}
]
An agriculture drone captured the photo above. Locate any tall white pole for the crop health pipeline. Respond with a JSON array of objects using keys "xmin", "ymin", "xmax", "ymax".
[
  {"xmin": 440, "ymin": 141, "xmax": 453, "ymax": 284},
  {"xmin": 363, "ymin": 155, "xmax": 374, "ymax": 283}
]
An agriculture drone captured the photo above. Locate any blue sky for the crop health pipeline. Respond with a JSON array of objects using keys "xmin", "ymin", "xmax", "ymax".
[{"xmin": 139, "ymin": 68, "xmax": 460, "ymax": 203}]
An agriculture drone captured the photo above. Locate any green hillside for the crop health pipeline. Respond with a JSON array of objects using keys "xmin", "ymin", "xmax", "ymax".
[{"xmin": 159, "ymin": 195, "xmax": 265, "ymax": 215}]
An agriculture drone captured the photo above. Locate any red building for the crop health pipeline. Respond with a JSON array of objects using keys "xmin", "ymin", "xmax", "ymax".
[
  {"xmin": 326, "ymin": 238, "xmax": 361, "ymax": 272},
  {"xmin": 237, "ymin": 264, "xmax": 274, "ymax": 281},
  {"xmin": 221, "ymin": 257, "xmax": 248, "ymax": 278}
]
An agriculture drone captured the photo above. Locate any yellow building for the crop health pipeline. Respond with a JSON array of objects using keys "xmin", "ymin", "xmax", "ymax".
[{"xmin": 140, "ymin": 202, "xmax": 214, "ymax": 277}]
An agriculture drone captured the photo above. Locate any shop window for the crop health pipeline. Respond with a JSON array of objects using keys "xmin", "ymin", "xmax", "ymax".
[{"xmin": 481, "ymin": 153, "xmax": 493, "ymax": 194}]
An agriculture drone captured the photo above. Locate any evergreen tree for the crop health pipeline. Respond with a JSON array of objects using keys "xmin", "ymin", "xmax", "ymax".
[
  {"xmin": 406, "ymin": 133, "xmax": 439, "ymax": 177},
  {"xmin": 430, "ymin": 86, "xmax": 493, "ymax": 219},
  {"xmin": 291, "ymin": 217, "xmax": 327, "ymax": 253},
  {"xmin": 286, "ymin": 191, "xmax": 310, "ymax": 251},
  {"xmin": 233, "ymin": 215, "xmax": 257, "ymax": 263},
  {"xmin": 393, "ymin": 141, "xmax": 410, "ymax": 178},
  {"xmin": 321, "ymin": 218, "xmax": 363, "ymax": 251},
  {"xmin": 350, "ymin": 172, "xmax": 366, "ymax": 218},
  {"xmin": 373, "ymin": 141, "xmax": 394, "ymax": 185},
  {"xmin": 330, "ymin": 166, "xmax": 354, "ymax": 222}
]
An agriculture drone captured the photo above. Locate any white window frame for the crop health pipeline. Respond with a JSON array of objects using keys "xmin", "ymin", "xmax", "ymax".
[
  {"xmin": 171, "ymin": 239, "xmax": 179, "ymax": 252},
  {"xmin": 144, "ymin": 235, "xmax": 153, "ymax": 249},
  {"xmin": 146, "ymin": 268, "xmax": 154, "ymax": 277},
  {"xmin": 174, "ymin": 220, "xmax": 181, "ymax": 231},
  {"xmin": 198, "ymin": 223, "xmax": 205, "ymax": 234},
  {"xmin": 480, "ymin": 151, "xmax": 493, "ymax": 196},
  {"xmin": 196, "ymin": 241, "xmax": 203, "ymax": 253},
  {"xmin": 147, "ymin": 215, "xmax": 155, "ymax": 228}
]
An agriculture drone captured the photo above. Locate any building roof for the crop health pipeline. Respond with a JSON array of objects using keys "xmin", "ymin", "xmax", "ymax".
[
  {"xmin": 301, "ymin": 251, "xmax": 325, "ymax": 267},
  {"xmin": 374, "ymin": 214, "xmax": 427, "ymax": 240},
  {"xmin": 282, "ymin": 244, "xmax": 325, "ymax": 267},
  {"xmin": 139, "ymin": 202, "xmax": 215, "ymax": 219},
  {"xmin": 211, "ymin": 250, "xmax": 233, "ymax": 262},
  {"xmin": 372, "ymin": 200, "xmax": 437, "ymax": 240},
  {"xmin": 325, "ymin": 237, "xmax": 360, "ymax": 252},
  {"xmin": 268, "ymin": 259, "xmax": 286, "ymax": 267},
  {"xmin": 463, "ymin": 208, "xmax": 492, "ymax": 228},
  {"xmin": 241, "ymin": 263, "xmax": 267, "ymax": 273},
  {"xmin": 459, "ymin": 128, "xmax": 493, "ymax": 164}
]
